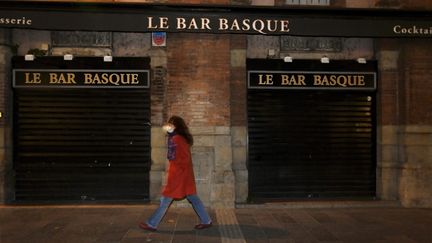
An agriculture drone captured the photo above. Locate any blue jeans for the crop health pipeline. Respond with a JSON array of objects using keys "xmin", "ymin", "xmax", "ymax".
[{"xmin": 146, "ymin": 194, "xmax": 212, "ymax": 229}]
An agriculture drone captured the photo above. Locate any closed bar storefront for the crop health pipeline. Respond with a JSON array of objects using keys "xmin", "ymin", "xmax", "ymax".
[
  {"xmin": 12, "ymin": 57, "xmax": 151, "ymax": 202},
  {"xmin": 247, "ymin": 59, "xmax": 377, "ymax": 200}
]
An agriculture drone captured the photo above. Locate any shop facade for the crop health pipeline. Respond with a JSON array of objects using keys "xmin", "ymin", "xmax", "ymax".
[{"xmin": 0, "ymin": 0, "xmax": 431, "ymax": 208}]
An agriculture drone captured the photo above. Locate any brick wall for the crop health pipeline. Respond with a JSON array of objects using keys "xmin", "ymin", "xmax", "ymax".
[
  {"xmin": 379, "ymin": 39, "xmax": 432, "ymax": 126},
  {"xmin": 398, "ymin": 40, "xmax": 432, "ymax": 206},
  {"xmin": 376, "ymin": 39, "xmax": 403, "ymax": 126},
  {"xmin": 230, "ymin": 35, "xmax": 247, "ymax": 126},
  {"xmin": 400, "ymin": 0, "xmax": 432, "ymax": 9},
  {"xmin": 380, "ymin": 70, "xmax": 401, "ymax": 125},
  {"xmin": 166, "ymin": 33, "xmax": 231, "ymax": 126},
  {"xmin": 402, "ymin": 40, "xmax": 432, "ymax": 125}
]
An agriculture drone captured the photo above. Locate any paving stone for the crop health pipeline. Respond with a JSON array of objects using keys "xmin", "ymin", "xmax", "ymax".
[
  {"xmin": 195, "ymin": 211, "xmax": 220, "ymax": 243},
  {"xmin": 1, "ymin": 206, "xmax": 432, "ymax": 243}
]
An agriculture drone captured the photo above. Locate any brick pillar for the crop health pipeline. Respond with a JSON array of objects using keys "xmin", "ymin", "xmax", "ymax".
[
  {"xmin": 230, "ymin": 34, "xmax": 248, "ymax": 203},
  {"xmin": 166, "ymin": 33, "xmax": 234, "ymax": 207},
  {"xmin": 397, "ymin": 40, "xmax": 432, "ymax": 208},
  {"xmin": 0, "ymin": 29, "xmax": 13, "ymax": 204},
  {"xmin": 377, "ymin": 39, "xmax": 432, "ymax": 208},
  {"xmin": 376, "ymin": 39, "xmax": 403, "ymax": 202}
]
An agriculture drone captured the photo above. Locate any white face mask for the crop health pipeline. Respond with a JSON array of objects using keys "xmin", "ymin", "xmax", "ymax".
[{"xmin": 163, "ymin": 124, "xmax": 175, "ymax": 133}]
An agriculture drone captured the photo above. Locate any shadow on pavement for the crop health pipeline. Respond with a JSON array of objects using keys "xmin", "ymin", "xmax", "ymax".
[{"xmin": 153, "ymin": 224, "xmax": 288, "ymax": 239}]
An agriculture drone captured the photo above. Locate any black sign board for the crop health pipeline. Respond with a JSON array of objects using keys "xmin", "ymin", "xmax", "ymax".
[
  {"xmin": 13, "ymin": 69, "xmax": 149, "ymax": 88},
  {"xmin": 248, "ymin": 71, "xmax": 376, "ymax": 91},
  {"xmin": 1, "ymin": 2, "xmax": 432, "ymax": 37},
  {"xmin": 12, "ymin": 56, "xmax": 151, "ymax": 89},
  {"xmin": 247, "ymin": 59, "xmax": 377, "ymax": 91}
]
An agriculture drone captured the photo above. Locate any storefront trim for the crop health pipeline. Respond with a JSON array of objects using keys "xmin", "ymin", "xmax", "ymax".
[{"xmin": 1, "ymin": 1, "xmax": 432, "ymax": 37}]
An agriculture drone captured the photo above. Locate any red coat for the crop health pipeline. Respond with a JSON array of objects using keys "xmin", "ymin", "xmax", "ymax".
[{"xmin": 162, "ymin": 134, "xmax": 197, "ymax": 199}]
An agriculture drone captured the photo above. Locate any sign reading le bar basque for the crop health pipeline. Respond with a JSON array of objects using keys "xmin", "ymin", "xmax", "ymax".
[
  {"xmin": 13, "ymin": 69, "xmax": 150, "ymax": 88},
  {"xmin": 248, "ymin": 71, "xmax": 376, "ymax": 90}
]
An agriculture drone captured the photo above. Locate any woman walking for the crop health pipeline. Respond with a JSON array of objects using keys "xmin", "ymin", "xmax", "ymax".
[{"xmin": 139, "ymin": 116, "xmax": 212, "ymax": 231}]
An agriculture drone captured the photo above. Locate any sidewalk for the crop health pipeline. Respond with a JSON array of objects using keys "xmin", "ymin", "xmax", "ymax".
[{"xmin": 0, "ymin": 203, "xmax": 431, "ymax": 243}]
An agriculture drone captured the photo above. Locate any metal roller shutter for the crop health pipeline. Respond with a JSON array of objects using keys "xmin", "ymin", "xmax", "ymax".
[{"xmin": 14, "ymin": 89, "xmax": 150, "ymax": 202}]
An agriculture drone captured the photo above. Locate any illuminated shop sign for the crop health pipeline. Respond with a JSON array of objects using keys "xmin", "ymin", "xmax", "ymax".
[
  {"xmin": 248, "ymin": 71, "xmax": 376, "ymax": 90},
  {"xmin": 13, "ymin": 69, "xmax": 150, "ymax": 88},
  {"xmin": 1, "ymin": 3, "xmax": 432, "ymax": 37},
  {"xmin": 0, "ymin": 12, "xmax": 291, "ymax": 35},
  {"xmin": 393, "ymin": 24, "xmax": 432, "ymax": 35}
]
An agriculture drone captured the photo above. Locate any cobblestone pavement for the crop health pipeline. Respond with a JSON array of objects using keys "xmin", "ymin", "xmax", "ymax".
[{"xmin": 1, "ymin": 204, "xmax": 431, "ymax": 243}]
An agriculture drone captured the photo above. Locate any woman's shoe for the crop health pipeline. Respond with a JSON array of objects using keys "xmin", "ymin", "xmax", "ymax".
[
  {"xmin": 194, "ymin": 222, "xmax": 212, "ymax": 230},
  {"xmin": 139, "ymin": 222, "xmax": 157, "ymax": 232}
]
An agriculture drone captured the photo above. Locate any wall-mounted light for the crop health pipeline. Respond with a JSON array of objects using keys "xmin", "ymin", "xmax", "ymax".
[
  {"xmin": 267, "ymin": 49, "xmax": 276, "ymax": 58},
  {"xmin": 24, "ymin": 54, "xmax": 35, "ymax": 61},
  {"xmin": 357, "ymin": 57, "xmax": 367, "ymax": 64},
  {"xmin": 320, "ymin": 56, "xmax": 330, "ymax": 63},
  {"xmin": 64, "ymin": 54, "xmax": 73, "ymax": 61},
  {"xmin": 103, "ymin": 55, "xmax": 113, "ymax": 62},
  {"xmin": 283, "ymin": 55, "xmax": 293, "ymax": 63},
  {"xmin": 40, "ymin": 43, "xmax": 49, "ymax": 51},
  {"xmin": 40, "ymin": 43, "xmax": 50, "ymax": 56}
]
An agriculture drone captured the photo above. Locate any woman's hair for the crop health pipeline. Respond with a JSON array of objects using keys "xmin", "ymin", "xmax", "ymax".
[{"xmin": 168, "ymin": 115, "xmax": 194, "ymax": 145}]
